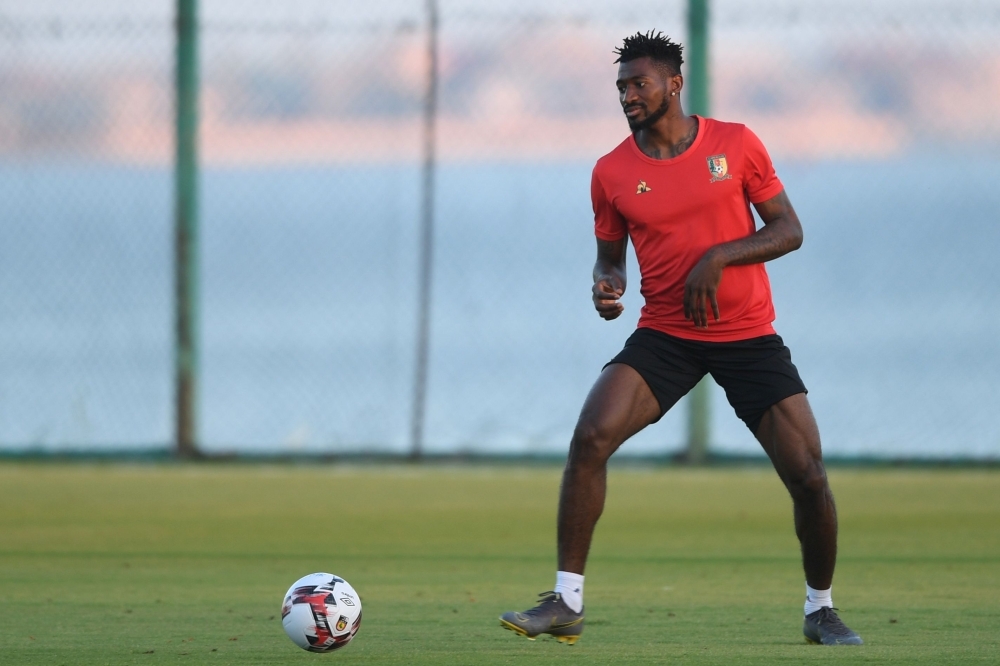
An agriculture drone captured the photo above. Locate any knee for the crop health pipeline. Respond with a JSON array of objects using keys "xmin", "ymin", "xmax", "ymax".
[
  {"xmin": 784, "ymin": 460, "xmax": 829, "ymax": 501},
  {"xmin": 568, "ymin": 420, "xmax": 618, "ymax": 468}
]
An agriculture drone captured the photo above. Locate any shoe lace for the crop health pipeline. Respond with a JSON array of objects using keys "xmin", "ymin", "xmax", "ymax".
[
  {"xmin": 813, "ymin": 607, "xmax": 853, "ymax": 636},
  {"xmin": 522, "ymin": 591, "xmax": 561, "ymax": 617}
]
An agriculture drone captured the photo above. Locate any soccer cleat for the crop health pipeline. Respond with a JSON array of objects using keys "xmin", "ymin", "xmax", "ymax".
[
  {"xmin": 803, "ymin": 607, "xmax": 864, "ymax": 645},
  {"xmin": 499, "ymin": 591, "xmax": 584, "ymax": 644}
]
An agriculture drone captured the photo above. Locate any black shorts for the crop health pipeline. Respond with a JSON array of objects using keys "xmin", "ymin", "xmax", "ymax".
[{"xmin": 606, "ymin": 327, "xmax": 807, "ymax": 435}]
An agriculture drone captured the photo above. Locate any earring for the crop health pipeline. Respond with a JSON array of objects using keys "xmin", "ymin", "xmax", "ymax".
[{"xmin": 671, "ymin": 92, "xmax": 676, "ymax": 96}]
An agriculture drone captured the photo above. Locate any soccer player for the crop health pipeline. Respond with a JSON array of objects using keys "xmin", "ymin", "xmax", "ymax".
[{"xmin": 499, "ymin": 31, "xmax": 863, "ymax": 646}]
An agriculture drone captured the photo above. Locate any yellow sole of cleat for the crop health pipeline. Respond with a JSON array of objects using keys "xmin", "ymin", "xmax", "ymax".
[
  {"xmin": 500, "ymin": 618, "xmax": 579, "ymax": 645},
  {"xmin": 805, "ymin": 637, "xmax": 820, "ymax": 645},
  {"xmin": 499, "ymin": 618, "xmax": 532, "ymax": 639}
]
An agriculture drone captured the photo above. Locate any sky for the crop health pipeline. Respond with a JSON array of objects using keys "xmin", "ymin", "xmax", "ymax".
[
  {"xmin": 3, "ymin": 0, "xmax": 999, "ymax": 163},
  {"xmin": 5, "ymin": 0, "xmax": 996, "ymax": 24}
]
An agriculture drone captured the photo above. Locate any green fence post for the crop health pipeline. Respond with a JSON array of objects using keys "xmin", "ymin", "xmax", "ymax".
[
  {"xmin": 174, "ymin": 0, "xmax": 200, "ymax": 458},
  {"xmin": 410, "ymin": 0, "xmax": 439, "ymax": 460},
  {"xmin": 685, "ymin": 0, "xmax": 711, "ymax": 464}
]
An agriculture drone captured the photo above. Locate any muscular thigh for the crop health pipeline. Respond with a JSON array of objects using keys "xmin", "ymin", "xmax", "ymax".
[
  {"xmin": 755, "ymin": 392, "xmax": 825, "ymax": 483},
  {"xmin": 575, "ymin": 363, "xmax": 662, "ymax": 454},
  {"xmin": 604, "ymin": 328, "xmax": 707, "ymax": 424}
]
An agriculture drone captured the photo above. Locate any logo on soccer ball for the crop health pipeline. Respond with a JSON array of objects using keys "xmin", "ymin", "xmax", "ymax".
[
  {"xmin": 707, "ymin": 154, "xmax": 732, "ymax": 183},
  {"xmin": 336, "ymin": 615, "xmax": 349, "ymax": 631},
  {"xmin": 340, "ymin": 597, "xmax": 356, "ymax": 606}
]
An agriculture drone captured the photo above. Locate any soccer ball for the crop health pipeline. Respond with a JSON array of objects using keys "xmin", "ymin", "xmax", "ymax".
[{"xmin": 280, "ymin": 573, "xmax": 362, "ymax": 652}]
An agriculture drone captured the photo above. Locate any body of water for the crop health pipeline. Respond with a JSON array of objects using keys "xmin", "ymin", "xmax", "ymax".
[{"xmin": 2, "ymin": 157, "xmax": 998, "ymax": 457}]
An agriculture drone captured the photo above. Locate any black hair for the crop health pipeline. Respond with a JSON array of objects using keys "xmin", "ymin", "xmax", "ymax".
[{"xmin": 613, "ymin": 30, "xmax": 684, "ymax": 76}]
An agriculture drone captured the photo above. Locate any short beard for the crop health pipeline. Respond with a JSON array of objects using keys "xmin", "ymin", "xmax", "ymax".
[{"xmin": 626, "ymin": 95, "xmax": 670, "ymax": 132}]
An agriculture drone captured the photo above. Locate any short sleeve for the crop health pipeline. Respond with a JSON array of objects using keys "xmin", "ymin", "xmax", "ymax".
[
  {"xmin": 592, "ymin": 167, "xmax": 627, "ymax": 241},
  {"xmin": 742, "ymin": 126, "xmax": 784, "ymax": 204}
]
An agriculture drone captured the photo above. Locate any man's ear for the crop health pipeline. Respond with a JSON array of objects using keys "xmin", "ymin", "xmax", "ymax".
[{"xmin": 671, "ymin": 73, "xmax": 684, "ymax": 96}]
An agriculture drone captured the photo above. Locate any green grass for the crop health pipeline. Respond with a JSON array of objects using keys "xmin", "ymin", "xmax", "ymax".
[{"xmin": 0, "ymin": 464, "xmax": 998, "ymax": 664}]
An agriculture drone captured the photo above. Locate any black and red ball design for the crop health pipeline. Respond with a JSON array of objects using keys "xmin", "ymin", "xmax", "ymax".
[{"xmin": 280, "ymin": 573, "xmax": 362, "ymax": 652}]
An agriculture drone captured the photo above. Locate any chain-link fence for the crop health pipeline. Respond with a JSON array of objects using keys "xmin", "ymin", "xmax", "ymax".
[{"xmin": 2, "ymin": 0, "xmax": 998, "ymax": 458}]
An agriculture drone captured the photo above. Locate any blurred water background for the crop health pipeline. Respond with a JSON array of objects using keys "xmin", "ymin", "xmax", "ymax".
[{"xmin": 2, "ymin": 0, "xmax": 998, "ymax": 457}]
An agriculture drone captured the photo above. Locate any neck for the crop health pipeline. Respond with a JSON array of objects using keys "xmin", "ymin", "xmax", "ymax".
[{"xmin": 635, "ymin": 110, "xmax": 699, "ymax": 160}]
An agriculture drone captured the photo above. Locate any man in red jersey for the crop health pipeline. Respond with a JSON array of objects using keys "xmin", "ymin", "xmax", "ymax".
[{"xmin": 500, "ymin": 31, "xmax": 862, "ymax": 646}]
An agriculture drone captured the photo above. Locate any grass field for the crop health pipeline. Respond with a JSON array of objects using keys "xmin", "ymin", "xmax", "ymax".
[{"xmin": 0, "ymin": 464, "xmax": 998, "ymax": 664}]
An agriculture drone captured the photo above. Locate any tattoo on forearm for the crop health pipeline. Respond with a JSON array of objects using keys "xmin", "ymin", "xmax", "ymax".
[
  {"xmin": 594, "ymin": 238, "xmax": 628, "ymax": 281},
  {"xmin": 717, "ymin": 221, "xmax": 799, "ymax": 266},
  {"xmin": 596, "ymin": 238, "xmax": 626, "ymax": 262}
]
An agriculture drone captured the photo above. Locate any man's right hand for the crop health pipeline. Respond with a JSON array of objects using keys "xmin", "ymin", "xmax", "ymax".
[{"xmin": 593, "ymin": 280, "xmax": 624, "ymax": 320}]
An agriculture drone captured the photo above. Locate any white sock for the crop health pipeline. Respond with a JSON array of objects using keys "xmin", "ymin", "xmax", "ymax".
[
  {"xmin": 804, "ymin": 584, "xmax": 833, "ymax": 616},
  {"xmin": 555, "ymin": 571, "xmax": 584, "ymax": 613}
]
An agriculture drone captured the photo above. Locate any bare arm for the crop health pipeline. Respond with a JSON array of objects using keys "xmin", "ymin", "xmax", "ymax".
[
  {"xmin": 684, "ymin": 190, "xmax": 803, "ymax": 327},
  {"xmin": 593, "ymin": 237, "xmax": 628, "ymax": 320}
]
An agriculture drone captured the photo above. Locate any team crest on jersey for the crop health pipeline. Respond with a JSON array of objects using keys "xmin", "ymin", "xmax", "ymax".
[
  {"xmin": 636, "ymin": 179, "xmax": 652, "ymax": 194},
  {"xmin": 707, "ymin": 154, "xmax": 732, "ymax": 183}
]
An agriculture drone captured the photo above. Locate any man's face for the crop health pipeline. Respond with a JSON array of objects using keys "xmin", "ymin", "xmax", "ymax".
[{"xmin": 617, "ymin": 57, "xmax": 673, "ymax": 131}]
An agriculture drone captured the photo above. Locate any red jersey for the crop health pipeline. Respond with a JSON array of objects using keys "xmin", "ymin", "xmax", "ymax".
[{"xmin": 592, "ymin": 116, "xmax": 785, "ymax": 342}]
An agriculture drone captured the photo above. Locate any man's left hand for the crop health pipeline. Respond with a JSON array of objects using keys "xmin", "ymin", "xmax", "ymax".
[{"xmin": 683, "ymin": 250, "xmax": 724, "ymax": 328}]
